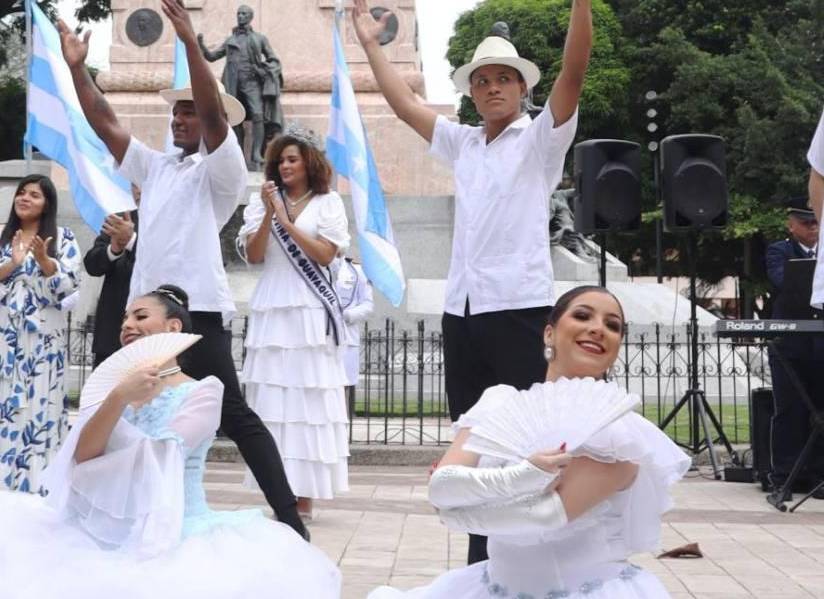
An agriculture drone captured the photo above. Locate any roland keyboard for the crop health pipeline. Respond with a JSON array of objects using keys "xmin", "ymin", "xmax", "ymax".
[{"xmin": 715, "ymin": 319, "xmax": 824, "ymax": 337}]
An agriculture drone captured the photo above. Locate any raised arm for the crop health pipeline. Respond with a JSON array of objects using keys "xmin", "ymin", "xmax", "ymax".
[
  {"xmin": 58, "ymin": 21, "xmax": 130, "ymax": 163},
  {"xmin": 352, "ymin": 0, "xmax": 437, "ymax": 142},
  {"xmin": 161, "ymin": 0, "xmax": 228, "ymax": 152},
  {"xmin": 548, "ymin": 0, "xmax": 593, "ymax": 127}
]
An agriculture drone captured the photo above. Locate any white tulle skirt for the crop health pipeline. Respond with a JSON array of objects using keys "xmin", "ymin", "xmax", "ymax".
[
  {"xmin": 242, "ymin": 288, "xmax": 349, "ymax": 500},
  {"xmin": 368, "ymin": 560, "xmax": 671, "ymax": 598},
  {"xmin": 0, "ymin": 490, "xmax": 342, "ymax": 599}
]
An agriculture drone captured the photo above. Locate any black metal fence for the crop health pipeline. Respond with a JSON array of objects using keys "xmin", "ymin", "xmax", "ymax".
[{"xmin": 66, "ymin": 315, "xmax": 770, "ymax": 448}]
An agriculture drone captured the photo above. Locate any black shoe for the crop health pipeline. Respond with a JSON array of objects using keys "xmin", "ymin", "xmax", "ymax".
[
  {"xmin": 811, "ymin": 484, "xmax": 824, "ymax": 500},
  {"xmin": 767, "ymin": 481, "xmax": 792, "ymax": 501}
]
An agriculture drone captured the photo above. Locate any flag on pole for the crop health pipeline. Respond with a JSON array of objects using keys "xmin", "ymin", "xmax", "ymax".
[
  {"xmin": 24, "ymin": 0, "xmax": 134, "ymax": 232},
  {"xmin": 326, "ymin": 22, "xmax": 405, "ymax": 307},
  {"xmin": 164, "ymin": 36, "xmax": 191, "ymax": 152}
]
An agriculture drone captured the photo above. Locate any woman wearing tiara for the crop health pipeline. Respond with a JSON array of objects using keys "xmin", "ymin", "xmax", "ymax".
[
  {"xmin": 0, "ymin": 285, "xmax": 341, "ymax": 598},
  {"xmin": 371, "ymin": 286, "xmax": 691, "ymax": 599},
  {"xmin": 238, "ymin": 124, "xmax": 351, "ymax": 521}
]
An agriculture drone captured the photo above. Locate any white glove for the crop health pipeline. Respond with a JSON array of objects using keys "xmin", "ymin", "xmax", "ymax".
[
  {"xmin": 428, "ymin": 460, "xmax": 558, "ymax": 509},
  {"xmin": 438, "ymin": 491, "xmax": 568, "ymax": 537}
]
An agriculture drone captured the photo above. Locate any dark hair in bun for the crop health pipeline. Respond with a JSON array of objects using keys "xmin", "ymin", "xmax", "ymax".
[{"xmin": 146, "ymin": 284, "xmax": 192, "ymax": 333}]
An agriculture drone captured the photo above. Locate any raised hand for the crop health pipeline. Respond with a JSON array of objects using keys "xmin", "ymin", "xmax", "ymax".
[
  {"xmin": 112, "ymin": 366, "xmax": 162, "ymax": 409},
  {"xmin": 10, "ymin": 231, "xmax": 32, "ymax": 266},
  {"xmin": 57, "ymin": 19, "xmax": 91, "ymax": 69},
  {"xmin": 262, "ymin": 181, "xmax": 289, "ymax": 224},
  {"xmin": 160, "ymin": 0, "xmax": 197, "ymax": 46},
  {"xmin": 352, "ymin": 0, "xmax": 392, "ymax": 47},
  {"xmin": 102, "ymin": 213, "xmax": 135, "ymax": 253},
  {"xmin": 30, "ymin": 235, "xmax": 53, "ymax": 265}
]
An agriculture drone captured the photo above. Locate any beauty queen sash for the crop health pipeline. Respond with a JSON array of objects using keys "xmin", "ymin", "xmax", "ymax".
[{"xmin": 270, "ymin": 192, "xmax": 345, "ymax": 345}]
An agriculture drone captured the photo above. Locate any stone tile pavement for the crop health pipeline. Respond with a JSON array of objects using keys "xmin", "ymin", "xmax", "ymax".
[{"xmin": 205, "ymin": 462, "xmax": 824, "ymax": 599}]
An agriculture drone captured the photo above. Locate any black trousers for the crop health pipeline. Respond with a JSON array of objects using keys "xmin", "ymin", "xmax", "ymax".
[
  {"xmin": 768, "ymin": 351, "xmax": 824, "ymax": 487},
  {"xmin": 442, "ymin": 303, "xmax": 551, "ymax": 565},
  {"xmin": 183, "ymin": 312, "xmax": 304, "ymax": 535}
]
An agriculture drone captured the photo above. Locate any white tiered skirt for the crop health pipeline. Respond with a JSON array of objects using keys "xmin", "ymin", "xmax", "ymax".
[{"xmin": 242, "ymin": 284, "xmax": 349, "ymax": 500}]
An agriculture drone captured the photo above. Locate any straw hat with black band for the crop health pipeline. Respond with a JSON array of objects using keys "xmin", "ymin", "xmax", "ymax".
[
  {"xmin": 159, "ymin": 81, "xmax": 246, "ymax": 127},
  {"xmin": 452, "ymin": 36, "xmax": 541, "ymax": 97}
]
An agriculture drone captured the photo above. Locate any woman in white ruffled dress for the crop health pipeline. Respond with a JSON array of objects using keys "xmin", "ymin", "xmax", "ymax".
[
  {"xmin": 0, "ymin": 285, "xmax": 341, "ymax": 598},
  {"xmin": 371, "ymin": 285, "xmax": 691, "ymax": 599},
  {"xmin": 238, "ymin": 126, "xmax": 350, "ymax": 520}
]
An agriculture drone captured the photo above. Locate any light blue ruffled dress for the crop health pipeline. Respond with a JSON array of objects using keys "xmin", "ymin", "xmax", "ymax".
[{"xmin": 0, "ymin": 377, "xmax": 341, "ymax": 598}]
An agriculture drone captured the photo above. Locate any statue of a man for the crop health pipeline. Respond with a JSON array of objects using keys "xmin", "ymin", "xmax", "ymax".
[{"xmin": 197, "ymin": 5, "xmax": 284, "ymax": 170}]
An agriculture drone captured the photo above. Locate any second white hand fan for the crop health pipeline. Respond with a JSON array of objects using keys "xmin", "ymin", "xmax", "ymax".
[
  {"xmin": 79, "ymin": 332, "xmax": 202, "ymax": 412},
  {"xmin": 464, "ymin": 377, "xmax": 641, "ymax": 462}
]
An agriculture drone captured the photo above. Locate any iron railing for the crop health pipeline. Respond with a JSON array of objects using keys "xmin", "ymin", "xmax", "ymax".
[{"xmin": 66, "ymin": 315, "xmax": 769, "ymax": 447}]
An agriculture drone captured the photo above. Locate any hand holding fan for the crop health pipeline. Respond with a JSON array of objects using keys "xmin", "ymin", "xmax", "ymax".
[
  {"xmin": 79, "ymin": 332, "xmax": 202, "ymax": 412},
  {"xmin": 465, "ymin": 378, "xmax": 641, "ymax": 462}
]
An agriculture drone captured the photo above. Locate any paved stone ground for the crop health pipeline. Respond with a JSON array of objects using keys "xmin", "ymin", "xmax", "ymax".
[{"xmin": 205, "ymin": 462, "xmax": 824, "ymax": 599}]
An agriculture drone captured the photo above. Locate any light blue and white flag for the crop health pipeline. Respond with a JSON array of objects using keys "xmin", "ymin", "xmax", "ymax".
[
  {"xmin": 24, "ymin": 0, "xmax": 134, "ymax": 232},
  {"xmin": 327, "ymin": 23, "xmax": 405, "ymax": 307},
  {"xmin": 164, "ymin": 36, "xmax": 191, "ymax": 152}
]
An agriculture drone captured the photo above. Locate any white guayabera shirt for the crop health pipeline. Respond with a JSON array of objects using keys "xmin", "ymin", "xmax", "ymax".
[
  {"xmin": 118, "ymin": 129, "xmax": 247, "ymax": 323},
  {"xmin": 429, "ymin": 105, "xmax": 578, "ymax": 316}
]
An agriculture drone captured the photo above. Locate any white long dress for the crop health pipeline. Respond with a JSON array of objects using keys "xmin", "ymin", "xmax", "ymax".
[
  {"xmin": 0, "ymin": 377, "xmax": 341, "ymax": 598},
  {"xmin": 370, "ymin": 380, "xmax": 692, "ymax": 599},
  {"xmin": 238, "ymin": 192, "xmax": 351, "ymax": 499}
]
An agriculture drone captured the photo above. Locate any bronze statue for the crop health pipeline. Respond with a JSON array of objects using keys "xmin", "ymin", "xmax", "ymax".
[{"xmin": 197, "ymin": 5, "xmax": 283, "ymax": 170}]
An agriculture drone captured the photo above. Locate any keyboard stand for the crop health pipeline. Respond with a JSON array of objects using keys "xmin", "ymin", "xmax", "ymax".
[{"xmin": 765, "ymin": 338, "xmax": 824, "ymax": 512}]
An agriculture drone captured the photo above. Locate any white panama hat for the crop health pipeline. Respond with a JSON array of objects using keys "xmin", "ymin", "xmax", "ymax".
[
  {"xmin": 159, "ymin": 81, "xmax": 246, "ymax": 127},
  {"xmin": 452, "ymin": 36, "xmax": 541, "ymax": 97}
]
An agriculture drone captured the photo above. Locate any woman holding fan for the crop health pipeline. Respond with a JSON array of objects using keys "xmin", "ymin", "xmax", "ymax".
[
  {"xmin": 0, "ymin": 174, "xmax": 81, "ymax": 493},
  {"xmin": 371, "ymin": 286, "xmax": 691, "ymax": 599},
  {"xmin": 0, "ymin": 284, "xmax": 341, "ymax": 598},
  {"xmin": 238, "ymin": 124, "xmax": 351, "ymax": 521}
]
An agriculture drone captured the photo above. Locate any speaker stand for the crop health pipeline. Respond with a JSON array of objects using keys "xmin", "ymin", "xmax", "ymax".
[
  {"xmin": 658, "ymin": 233, "xmax": 739, "ymax": 479},
  {"xmin": 599, "ymin": 233, "xmax": 607, "ymax": 287}
]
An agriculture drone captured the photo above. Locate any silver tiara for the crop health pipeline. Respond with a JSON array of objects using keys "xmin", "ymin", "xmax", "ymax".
[
  {"xmin": 282, "ymin": 122, "xmax": 323, "ymax": 150},
  {"xmin": 154, "ymin": 288, "xmax": 184, "ymax": 306}
]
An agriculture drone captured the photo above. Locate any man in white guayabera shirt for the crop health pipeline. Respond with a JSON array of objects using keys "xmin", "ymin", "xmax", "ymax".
[
  {"xmin": 352, "ymin": 0, "xmax": 593, "ymax": 564},
  {"xmin": 57, "ymin": 0, "xmax": 308, "ymax": 540}
]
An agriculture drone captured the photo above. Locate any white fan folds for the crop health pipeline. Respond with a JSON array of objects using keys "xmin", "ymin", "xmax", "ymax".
[
  {"xmin": 464, "ymin": 377, "xmax": 641, "ymax": 462},
  {"xmin": 79, "ymin": 332, "xmax": 202, "ymax": 412}
]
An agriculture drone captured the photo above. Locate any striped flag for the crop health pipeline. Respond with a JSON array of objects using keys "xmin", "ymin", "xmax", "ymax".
[
  {"xmin": 24, "ymin": 0, "xmax": 134, "ymax": 232},
  {"xmin": 164, "ymin": 37, "xmax": 191, "ymax": 152},
  {"xmin": 326, "ymin": 22, "xmax": 405, "ymax": 307}
]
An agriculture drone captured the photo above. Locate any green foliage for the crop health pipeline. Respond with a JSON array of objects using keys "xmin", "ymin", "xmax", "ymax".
[{"xmin": 447, "ymin": 0, "xmax": 632, "ymax": 139}]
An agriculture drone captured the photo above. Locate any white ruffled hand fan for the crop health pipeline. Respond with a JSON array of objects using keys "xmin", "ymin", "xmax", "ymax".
[
  {"xmin": 465, "ymin": 378, "xmax": 641, "ymax": 461},
  {"xmin": 79, "ymin": 332, "xmax": 202, "ymax": 412}
]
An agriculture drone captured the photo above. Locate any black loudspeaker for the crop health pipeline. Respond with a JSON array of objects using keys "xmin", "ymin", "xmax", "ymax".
[
  {"xmin": 751, "ymin": 387, "xmax": 775, "ymax": 491},
  {"xmin": 660, "ymin": 134, "xmax": 728, "ymax": 231},
  {"xmin": 573, "ymin": 139, "xmax": 641, "ymax": 233}
]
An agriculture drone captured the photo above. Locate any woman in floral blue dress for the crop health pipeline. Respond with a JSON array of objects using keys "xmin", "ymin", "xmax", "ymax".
[{"xmin": 0, "ymin": 174, "xmax": 81, "ymax": 493}]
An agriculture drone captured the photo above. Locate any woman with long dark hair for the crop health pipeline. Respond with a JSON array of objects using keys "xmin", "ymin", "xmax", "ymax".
[
  {"xmin": 237, "ymin": 124, "xmax": 351, "ymax": 521},
  {"xmin": 0, "ymin": 174, "xmax": 81, "ymax": 493}
]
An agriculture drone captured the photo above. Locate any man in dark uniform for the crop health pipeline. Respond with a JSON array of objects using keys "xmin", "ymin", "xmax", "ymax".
[
  {"xmin": 197, "ymin": 4, "xmax": 284, "ymax": 169},
  {"xmin": 83, "ymin": 186, "xmax": 139, "ymax": 368},
  {"xmin": 765, "ymin": 196, "xmax": 824, "ymax": 499}
]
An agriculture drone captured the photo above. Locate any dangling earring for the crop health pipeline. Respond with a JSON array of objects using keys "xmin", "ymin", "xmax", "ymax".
[{"xmin": 544, "ymin": 345, "xmax": 555, "ymax": 362}]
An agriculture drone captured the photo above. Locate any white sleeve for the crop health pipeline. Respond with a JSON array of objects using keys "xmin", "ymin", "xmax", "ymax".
[
  {"xmin": 429, "ymin": 115, "xmax": 469, "ymax": 165},
  {"xmin": 235, "ymin": 192, "xmax": 268, "ymax": 263},
  {"xmin": 809, "ymin": 108, "xmax": 824, "ymax": 175},
  {"xmin": 317, "ymin": 192, "xmax": 351, "ymax": 251},
  {"xmin": 202, "ymin": 128, "xmax": 248, "ymax": 226},
  {"xmin": 117, "ymin": 136, "xmax": 161, "ymax": 185},
  {"xmin": 527, "ymin": 103, "xmax": 578, "ymax": 187}
]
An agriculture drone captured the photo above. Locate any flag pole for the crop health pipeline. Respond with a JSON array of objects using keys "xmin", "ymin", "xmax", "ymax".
[
  {"xmin": 24, "ymin": 0, "xmax": 33, "ymax": 171},
  {"xmin": 332, "ymin": 0, "xmax": 345, "ymax": 193}
]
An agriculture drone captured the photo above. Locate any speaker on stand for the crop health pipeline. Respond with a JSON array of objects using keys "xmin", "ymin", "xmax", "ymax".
[{"xmin": 573, "ymin": 139, "xmax": 642, "ymax": 286}]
